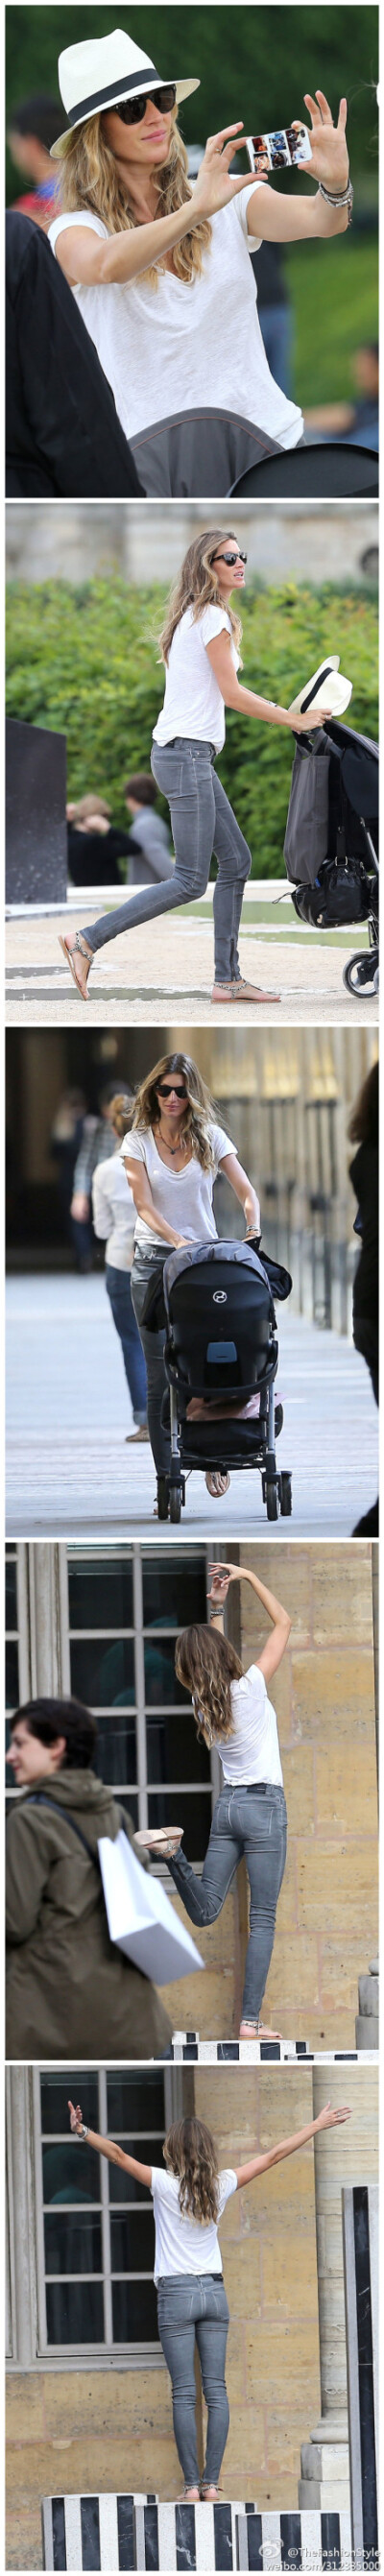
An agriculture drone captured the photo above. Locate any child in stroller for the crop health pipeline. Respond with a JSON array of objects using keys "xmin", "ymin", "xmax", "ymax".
[
  {"xmin": 152, "ymin": 1234, "xmax": 293, "ymax": 1523},
  {"xmin": 284, "ymin": 716, "xmax": 378, "ymax": 998}
]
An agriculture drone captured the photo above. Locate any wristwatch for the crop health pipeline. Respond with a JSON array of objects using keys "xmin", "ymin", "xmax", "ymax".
[{"xmin": 78, "ymin": 2122, "xmax": 88, "ymax": 2140}]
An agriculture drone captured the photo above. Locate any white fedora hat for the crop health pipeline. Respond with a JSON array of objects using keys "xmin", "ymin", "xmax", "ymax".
[
  {"xmin": 289, "ymin": 656, "xmax": 352, "ymax": 719},
  {"xmin": 51, "ymin": 26, "xmax": 200, "ymax": 158}
]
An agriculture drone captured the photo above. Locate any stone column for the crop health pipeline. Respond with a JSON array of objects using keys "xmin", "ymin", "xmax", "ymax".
[{"xmin": 299, "ymin": 2067, "xmax": 378, "ymax": 2513}]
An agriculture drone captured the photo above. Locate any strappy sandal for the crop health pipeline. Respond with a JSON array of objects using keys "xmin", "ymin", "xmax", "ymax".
[
  {"xmin": 59, "ymin": 931, "xmax": 93, "ymax": 999},
  {"xmin": 200, "ymin": 2483, "xmax": 223, "ymax": 2499},
  {"xmin": 176, "ymin": 2488, "xmax": 201, "ymax": 2502},
  {"xmin": 134, "ymin": 1826, "xmax": 183, "ymax": 1857},
  {"xmin": 239, "ymin": 2020, "xmax": 282, "ymax": 2040},
  {"xmin": 205, "ymin": 1471, "xmax": 230, "ymax": 1498}
]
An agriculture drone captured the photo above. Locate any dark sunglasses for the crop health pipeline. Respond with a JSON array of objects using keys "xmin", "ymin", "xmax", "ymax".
[
  {"xmin": 212, "ymin": 550, "xmax": 247, "ymax": 566},
  {"xmin": 115, "ymin": 84, "xmax": 176, "ymax": 126},
  {"xmin": 156, "ymin": 1082, "xmax": 188, "ymax": 1099}
]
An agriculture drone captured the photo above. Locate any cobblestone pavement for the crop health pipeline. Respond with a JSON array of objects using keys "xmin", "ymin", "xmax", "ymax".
[
  {"xmin": 7, "ymin": 1271, "xmax": 377, "ymax": 1539},
  {"xmin": 6, "ymin": 910, "xmax": 377, "ymax": 1028}
]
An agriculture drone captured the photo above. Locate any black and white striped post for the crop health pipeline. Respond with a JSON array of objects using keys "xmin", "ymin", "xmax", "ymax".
[
  {"xmin": 170, "ymin": 2034, "xmax": 375, "ymax": 2065},
  {"xmin": 342, "ymin": 2183, "xmax": 379, "ymax": 2568},
  {"xmin": 41, "ymin": 2493, "xmax": 151, "ymax": 2570},
  {"xmin": 236, "ymin": 2508, "xmax": 352, "ymax": 2568},
  {"xmin": 41, "ymin": 2496, "xmax": 355, "ymax": 2571}
]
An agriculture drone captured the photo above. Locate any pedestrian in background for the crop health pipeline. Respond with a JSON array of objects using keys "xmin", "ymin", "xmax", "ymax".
[{"xmin": 92, "ymin": 1091, "xmax": 148, "ymax": 1441}]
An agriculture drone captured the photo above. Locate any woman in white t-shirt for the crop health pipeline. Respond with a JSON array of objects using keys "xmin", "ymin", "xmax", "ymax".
[
  {"xmin": 48, "ymin": 26, "xmax": 350, "ymax": 482},
  {"xmin": 60, "ymin": 524, "xmax": 331, "ymax": 1003},
  {"xmin": 68, "ymin": 2096, "xmax": 350, "ymax": 2501},
  {"xmin": 138, "ymin": 1561, "xmax": 291, "ymax": 2038},
  {"xmin": 121, "ymin": 1048, "xmax": 261, "ymax": 1512},
  {"xmin": 91, "ymin": 1092, "xmax": 148, "ymax": 1440}
]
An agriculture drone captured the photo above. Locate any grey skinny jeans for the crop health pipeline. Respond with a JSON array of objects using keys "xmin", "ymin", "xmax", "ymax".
[
  {"xmin": 130, "ymin": 1252, "xmax": 169, "ymax": 1474},
  {"xmin": 156, "ymin": 2271, "xmax": 229, "ymax": 2486},
  {"xmin": 83, "ymin": 738, "xmax": 252, "ymax": 984},
  {"xmin": 168, "ymin": 1783, "xmax": 287, "ymax": 2022}
]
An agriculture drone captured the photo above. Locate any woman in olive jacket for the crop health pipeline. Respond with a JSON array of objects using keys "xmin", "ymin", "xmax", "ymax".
[{"xmin": 6, "ymin": 1695, "xmax": 171, "ymax": 2060}]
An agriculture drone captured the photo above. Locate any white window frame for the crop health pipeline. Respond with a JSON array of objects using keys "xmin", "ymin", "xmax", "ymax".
[
  {"xmin": 61, "ymin": 1542, "xmax": 221, "ymax": 1842},
  {"xmin": 33, "ymin": 2065, "xmax": 177, "ymax": 2363}
]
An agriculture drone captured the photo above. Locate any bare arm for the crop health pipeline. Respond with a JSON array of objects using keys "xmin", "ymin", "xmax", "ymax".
[
  {"xmin": 123, "ymin": 1154, "xmax": 186, "ymax": 1249},
  {"xmin": 207, "ymin": 1561, "xmax": 291, "ymax": 1682},
  {"xmin": 68, "ymin": 2104, "xmax": 152, "ymax": 2185},
  {"xmin": 205, "ymin": 631, "xmax": 330, "ymax": 733},
  {"xmin": 247, "ymin": 90, "xmax": 349, "ymax": 243},
  {"xmin": 219, "ymin": 1149, "xmax": 260, "ymax": 1235},
  {"xmin": 234, "ymin": 2102, "xmax": 351, "ymax": 2187},
  {"xmin": 55, "ymin": 122, "xmax": 259, "ymax": 288}
]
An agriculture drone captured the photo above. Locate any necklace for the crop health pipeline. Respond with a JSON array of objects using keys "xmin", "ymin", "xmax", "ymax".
[{"xmin": 156, "ymin": 1123, "xmax": 186, "ymax": 1160}]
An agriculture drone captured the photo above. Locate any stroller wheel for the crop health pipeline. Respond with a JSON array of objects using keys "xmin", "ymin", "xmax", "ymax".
[
  {"xmin": 343, "ymin": 951, "xmax": 378, "ymax": 999},
  {"xmin": 266, "ymin": 1481, "xmax": 279, "ymax": 1522},
  {"xmin": 170, "ymin": 1482, "xmax": 182, "ymax": 1523},
  {"xmin": 280, "ymin": 1471, "xmax": 293, "ymax": 1517},
  {"xmin": 156, "ymin": 1476, "xmax": 170, "ymax": 1521}
]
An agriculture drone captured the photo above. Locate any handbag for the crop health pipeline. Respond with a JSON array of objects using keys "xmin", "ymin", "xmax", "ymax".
[{"xmin": 99, "ymin": 1829, "xmax": 204, "ymax": 1985}]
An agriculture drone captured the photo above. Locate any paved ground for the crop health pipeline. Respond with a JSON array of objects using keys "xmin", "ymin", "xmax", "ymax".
[
  {"xmin": 6, "ymin": 904, "xmax": 377, "ymax": 1027},
  {"xmin": 7, "ymin": 1271, "xmax": 377, "ymax": 1539}
]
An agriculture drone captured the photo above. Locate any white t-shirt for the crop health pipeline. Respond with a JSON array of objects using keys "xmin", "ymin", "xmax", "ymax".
[
  {"xmin": 91, "ymin": 1151, "xmax": 136, "ymax": 1272},
  {"xmin": 153, "ymin": 606, "xmax": 240, "ymax": 756},
  {"xmin": 120, "ymin": 1121, "xmax": 234, "ymax": 1253},
  {"xmin": 151, "ymin": 2163, "xmax": 237, "ymax": 2283},
  {"xmin": 212, "ymin": 1662, "xmax": 283, "ymax": 1787},
  {"xmin": 48, "ymin": 190, "xmax": 302, "ymax": 447}
]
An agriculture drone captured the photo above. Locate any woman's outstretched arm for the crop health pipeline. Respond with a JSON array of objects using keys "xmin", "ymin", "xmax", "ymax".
[
  {"xmin": 207, "ymin": 1562, "xmax": 291, "ymax": 1681},
  {"xmin": 68, "ymin": 2102, "xmax": 152, "ymax": 2185},
  {"xmin": 247, "ymin": 91, "xmax": 349, "ymax": 243},
  {"xmin": 234, "ymin": 2100, "xmax": 350, "ymax": 2187}
]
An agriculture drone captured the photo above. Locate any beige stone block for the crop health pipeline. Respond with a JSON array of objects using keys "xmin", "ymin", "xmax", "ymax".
[
  {"xmin": 268, "ymin": 1929, "xmax": 321, "ymax": 2010},
  {"xmin": 312, "ymin": 1551, "xmax": 373, "ymax": 1645},
  {"xmin": 43, "ymin": 2367, "xmax": 168, "ymax": 2442},
  {"xmin": 245, "ymin": 2320, "xmax": 320, "ymax": 2397},
  {"xmin": 316, "ymin": 1745, "xmax": 377, "ymax": 1834},
  {"xmin": 298, "ymin": 1842, "xmax": 376, "ymax": 1930},
  {"xmin": 222, "ymin": 2243, "xmax": 261, "ymax": 2317},
  {"xmin": 283, "ymin": 1743, "xmax": 317, "ymax": 1833},
  {"xmin": 6, "ymin": 2375, "xmax": 46, "ymax": 2442},
  {"xmin": 261, "ymin": 2235, "xmax": 317, "ymax": 2317},
  {"xmin": 291, "ymin": 1649, "xmax": 374, "ymax": 1732},
  {"xmin": 6, "ymin": 2503, "xmax": 43, "ymax": 2573}
]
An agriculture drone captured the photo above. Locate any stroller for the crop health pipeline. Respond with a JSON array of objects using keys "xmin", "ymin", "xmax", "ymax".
[
  {"xmin": 283, "ymin": 718, "xmax": 378, "ymax": 998},
  {"xmin": 144, "ymin": 1237, "xmax": 293, "ymax": 1524}
]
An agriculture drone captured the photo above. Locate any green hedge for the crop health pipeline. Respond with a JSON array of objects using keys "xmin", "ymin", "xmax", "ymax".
[{"xmin": 6, "ymin": 577, "xmax": 377, "ymax": 876}]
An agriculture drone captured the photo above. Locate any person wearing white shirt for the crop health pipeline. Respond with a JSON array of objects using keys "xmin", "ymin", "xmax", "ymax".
[
  {"xmin": 68, "ymin": 2097, "xmax": 350, "ymax": 2501},
  {"xmin": 120, "ymin": 1048, "xmax": 262, "ymax": 1513},
  {"xmin": 60, "ymin": 525, "xmax": 330, "ymax": 1005},
  {"xmin": 138, "ymin": 1562, "xmax": 291, "ymax": 2038},
  {"xmin": 91, "ymin": 1091, "xmax": 148, "ymax": 1438}
]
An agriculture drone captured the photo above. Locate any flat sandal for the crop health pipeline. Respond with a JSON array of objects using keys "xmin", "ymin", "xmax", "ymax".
[{"xmin": 59, "ymin": 931, "xmax": 93, "ymax": 997}]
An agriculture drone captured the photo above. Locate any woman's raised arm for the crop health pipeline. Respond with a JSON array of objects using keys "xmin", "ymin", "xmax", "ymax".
[
  {"xmin": 234, "ymin": 2101, "xmax": 351, "ymax": 2187},
  {"xmin": 208, "ymin": 1560, "xmax": 291, "ymax": 1682},
  {"xmin": 68, "ymin": 2101, "xmax": 152, "ymax": 2185}
]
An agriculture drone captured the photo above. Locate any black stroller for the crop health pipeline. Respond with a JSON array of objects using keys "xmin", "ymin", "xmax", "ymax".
[
  {"xmin": 150, "ymin": 1237, "xmax": 293, "ymax": 1524},
  {"xmin": 283, "ymin": 718, "xmax": 378, "ymax": 998}
]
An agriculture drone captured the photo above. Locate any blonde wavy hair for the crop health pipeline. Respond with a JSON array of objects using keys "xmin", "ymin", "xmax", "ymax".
[
  {"xmin": 58, "ymin": 110, "xmax": 211, "ymax": 290},
  {"xmin": 159, "ymin": 528, "xmax": 243, "ymax": 664},
  {"xmin": 164, "ymin": 2117, "xmax": 220, "ymax": 2226},
  {"xmin": 175, "ymin": 1624, "xmax": 243, "ymax": 1745},
  {"xmin": 130, "ymin": 1053, "xmax": 219, "ymax": 1173},
  {"xmin": 108, "ymin": 1092, "xmax": 134, "ymax": 1138}
]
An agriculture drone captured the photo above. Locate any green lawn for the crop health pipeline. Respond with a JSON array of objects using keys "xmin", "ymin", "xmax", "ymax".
[{"xmin": 286, "ymin": 232, "xmax": 378, "ymax": 408}]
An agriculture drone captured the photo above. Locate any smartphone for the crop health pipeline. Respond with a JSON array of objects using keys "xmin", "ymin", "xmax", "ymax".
[{"xmin": 246, "ymin": 126, "xmax": 312, "ymax": 170}]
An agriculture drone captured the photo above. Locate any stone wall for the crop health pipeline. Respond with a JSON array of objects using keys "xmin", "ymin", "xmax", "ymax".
[{"xmin": 6, "ymin": 503, "xmax": 378, "ymax": 590}]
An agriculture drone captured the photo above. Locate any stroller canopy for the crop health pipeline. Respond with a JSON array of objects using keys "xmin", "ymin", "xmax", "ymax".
[{"xmin": 163, "ymin": 1238, "xmax": 292, "ymax": 1405}]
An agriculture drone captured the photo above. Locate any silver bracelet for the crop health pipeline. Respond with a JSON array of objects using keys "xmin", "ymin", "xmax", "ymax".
[
  {"xmin": 77, "ymin": 2123, "xmax": 88, "ymax": 2141},
  {"xmin": 319, "ymin": 179, "xmax": 353, "ymax": 222}
]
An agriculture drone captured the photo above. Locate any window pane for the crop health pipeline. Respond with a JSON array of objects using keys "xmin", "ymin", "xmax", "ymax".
[
  {"xmin": 111, "ymin": 2279, "xmax": 157, "ymax": 2342},
  {"xmin": 70, "ymin": 1638, "xmax": 135, "ymax": 1709},
  {"xmin": 46, "ymin": 2280, "xmax": 104, "ymax": 2345},
  {"xmin": 107, "ymin": 2074, "xmax": 165, "ymax": 2132},
  {"xmin": 148, "ymin": 1792, "xmax": 212, "ymax": 1856},
  {"xmin": 5, "ymin": 1643, "xmax": 19, "ymax": 1709},
  {"xmin": 146, "ymin": 1710, "xmax": 210, "ymax": 1786},
  {"xmin": 5, "ymin": 1561, "xmax": 17, "ymax": 1627},
  {"xmin": 143, "ymin": 1557, "xmax": 206, "ymax": 1627},
  {"xmin": 109, "ymin": 2143, "xmax": 156, "ymax": 2204},
  {"xmin": 110, "ymin": 2212, "xmax": 155, "ymax": 2272},
  {"xmin": 41, "ymin": 2077, "xmax": 99, "ymax": 2134},
  {"xmin": 95, "ymin": 1713, "xmax": 137, "ymax": 1788},
  {"xmin": 44, "ymin": 2213, "xmax": 102, "ymax": 2275},
  {"xmin": 42, "ymin": 2146, "xmax": 100, "ymax": 2205},
  {"xmin": 144, "ymin": 1641, "xmax": 186, "ymax": 1707},
  {"xmin": 68, "ymin": 1559, "xmax": 133, "ymax": 1631},
  {"xmin": 116, "ymin": 1792, "xmax": 139, "ymax": 1831}
]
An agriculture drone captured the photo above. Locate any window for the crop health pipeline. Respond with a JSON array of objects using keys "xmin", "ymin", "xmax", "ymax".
[
  {"xmin": 35, "ymin": 2069, "xmax": 167, "ymax": 2355},
  {"xmin": 66, "ymin": 1547, "xmax": 213, "ymax": 1855}
]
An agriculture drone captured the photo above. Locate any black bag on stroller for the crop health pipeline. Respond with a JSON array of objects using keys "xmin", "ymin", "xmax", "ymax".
[
  {"xmin": 283, "ymin": 718, "xmax": 378, "ymax": 998},
  {"xmin": 153, "ymin": 1237, "xmax": 293, "ymax": 1524}
]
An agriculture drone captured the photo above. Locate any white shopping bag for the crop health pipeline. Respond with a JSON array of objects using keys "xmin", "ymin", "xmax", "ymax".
[{"xmin": 98, "ymin": 1830, "xmax": 204, "ymax": 1985}]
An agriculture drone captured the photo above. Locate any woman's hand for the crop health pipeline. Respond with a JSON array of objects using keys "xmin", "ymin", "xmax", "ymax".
[
  {"xmin": 287, "ymin": 705, "xmax": 333, "ymax": 734},
  {"xmin": 192, "ymin": 124, "xmax": 257, "ymax": 221},
  {"xmin": 207, "ymin": 1561, "xmax": 239, "ymax": 1603},
  {"xmin": 295, "ymin": 91, "xmax": 348, "ymax": 192},
  {"xmin": 68, "ymin": 2099, "xmax": 84, "ymax": 2133},
  {"xmin": 314, "ymin": 2102, "xmax": 351, "ymax": 2132}
]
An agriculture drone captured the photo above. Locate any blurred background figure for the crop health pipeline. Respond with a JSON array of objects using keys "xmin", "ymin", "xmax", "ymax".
[
  {"xmin": 50, "ymin": 1088, "xmax": 87, "ymax": 1264},
  {"xmin": 250, "ymin": 239, "xmax": 293, "ymax": 398},
  {"xmin": 92, "ymin": 1092, "xmax": 148, "ymax": 1442},
  {"xmin": 124, "ymin": 773, "xmax": 174, "ymax": 884},
  {"xmin": 7, "ymin": 93, "xmax": 62, "ymax": 229},
  {"xmin": 70, "ymin": 1082, "xmax": 121, "ymax": 1272},
  {"xmin": 305, "ymin": 344, "xmax": 379, "ymax": 451},
  {"xmin": 348, "ymin": 1060, "xmax": 378, "ymax": 1538},
  {"xmin": 67, "ymin": 781, "xmax": 174, "ymax": 888}
]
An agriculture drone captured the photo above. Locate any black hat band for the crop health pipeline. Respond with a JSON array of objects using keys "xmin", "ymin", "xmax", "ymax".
[
  {"xmin": 301, "ymin": 663, "xmax": 334, "ymax": 712},
  {"xmin": 68, "ymin": 63, "xmax": 161, "ymax": 125}
]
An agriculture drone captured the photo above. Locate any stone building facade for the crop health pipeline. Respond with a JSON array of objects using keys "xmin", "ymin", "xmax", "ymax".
[{"xmin": 6, "ymin": 503, "xmax": 378, "ymax": 590}]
